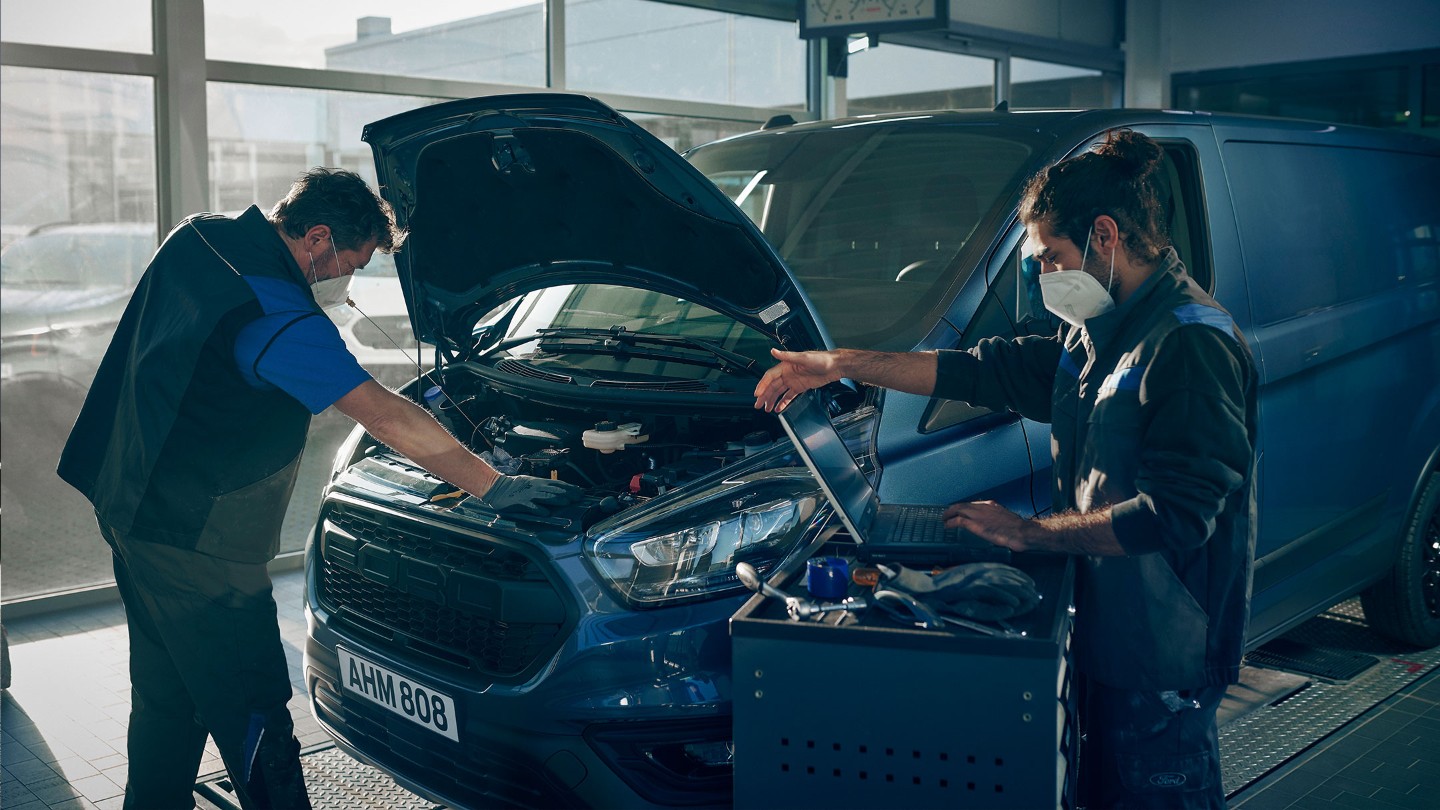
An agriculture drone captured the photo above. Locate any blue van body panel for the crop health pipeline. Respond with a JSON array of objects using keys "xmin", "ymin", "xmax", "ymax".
[
  {"xmin": 874, "ymin": 389, "xmax": 1039, "ymax": 513},
  {"xmin": 1209, "ymin": 119, "xmax": 1440, "ymax": 643}
]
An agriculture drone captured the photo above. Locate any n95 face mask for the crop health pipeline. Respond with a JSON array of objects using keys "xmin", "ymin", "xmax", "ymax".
[
  {"xmin": 1038, "ymin": 226, "xmax": 1116, "ymax": 328},
  {"xmin": 310, "ymin": 274, "xmax": 352, "ymax": 309},
  {"xmin": 309, "ymin": 240, "xmax": 353, "ymax": 309},
  {"xmin": 1038, "ymin": 270, "xmax": 1115, "ymax": 328}
]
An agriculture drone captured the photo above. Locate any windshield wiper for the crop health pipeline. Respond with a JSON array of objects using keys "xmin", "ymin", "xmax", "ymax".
[{"xmin": 488, "ymin": 325, "xmax": 761, "ymax": 377}]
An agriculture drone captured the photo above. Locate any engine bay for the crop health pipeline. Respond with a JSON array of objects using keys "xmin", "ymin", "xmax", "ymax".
[{"xmin": 345, "ymin": 361, "xmax": 786, "ymax": 524}]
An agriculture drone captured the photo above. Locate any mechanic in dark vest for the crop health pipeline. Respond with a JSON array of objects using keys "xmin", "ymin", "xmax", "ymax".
[
  {"xmin": 59, "ymin": 168, "xmax": 580, "ymax": 809},
  {"xmin": 754, "ymin": 131, "xmax": 1258, "ymax": 809}
]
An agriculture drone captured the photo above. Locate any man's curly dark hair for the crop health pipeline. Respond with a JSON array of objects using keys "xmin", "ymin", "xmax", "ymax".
[{"xmin": 269, "ymin": 167, "xmax": 405, "ymax": 253}]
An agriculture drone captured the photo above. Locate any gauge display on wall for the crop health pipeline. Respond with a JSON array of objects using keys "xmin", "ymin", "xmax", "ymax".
[{"xmin": 799, "ymin": 0, "xmax": 950, "ymax": 39}]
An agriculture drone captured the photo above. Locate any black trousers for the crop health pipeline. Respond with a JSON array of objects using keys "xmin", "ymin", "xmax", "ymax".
[
  {"xmin": 99, "ymin": 517, "xmax": 311, "ymax": 810},
  {"xmin": 1077, "ymin": 677, "xmax": 1228, "ymax": 810}
]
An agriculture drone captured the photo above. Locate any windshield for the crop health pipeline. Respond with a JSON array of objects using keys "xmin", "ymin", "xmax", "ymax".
[
  {"xmin": 480, "ymin": 284, "xmax": 774, "ymax": 387},
  {"xmin": 687, "ymin": 122, "xmax": 1044, "ymax": 350}
]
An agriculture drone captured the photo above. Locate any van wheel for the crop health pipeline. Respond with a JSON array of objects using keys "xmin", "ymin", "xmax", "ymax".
[{"xmin": 1361, "ymin": 469, "xmax": 1440, "ymax": 647}]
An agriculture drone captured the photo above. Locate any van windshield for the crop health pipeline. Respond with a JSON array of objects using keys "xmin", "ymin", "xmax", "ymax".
[{"xmin": 687, "ymin": 123, "xmax": 1045, "ymax": 350}]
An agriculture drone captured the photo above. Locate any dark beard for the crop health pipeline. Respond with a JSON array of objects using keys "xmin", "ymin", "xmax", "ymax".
[{"xmin": 1081, "ymin": 248, "xmax": 1118, "ymax": 296}]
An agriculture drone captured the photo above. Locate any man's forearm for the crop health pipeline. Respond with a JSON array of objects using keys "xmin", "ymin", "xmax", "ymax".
[
  {"xmin": 335, "ymin": 381, "xmax": 501, "ymax": 497},
  {"xmin": 833, "ymin": 349, "xmax": 940, "ymax": 397},
  {"xmin": 1027, "ymin": 508, "xmax": 1127, "ymax": 556}
]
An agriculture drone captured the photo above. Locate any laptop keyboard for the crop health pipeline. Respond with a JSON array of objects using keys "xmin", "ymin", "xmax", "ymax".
[{"xmin": 891, "ymin": 506, "xmax": 953, "ymax": 544}]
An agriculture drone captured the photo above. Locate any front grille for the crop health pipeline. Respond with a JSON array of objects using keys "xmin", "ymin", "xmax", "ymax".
[{"xmin": 317, "ymin": 498, "xmax": 572, "ymax": 683}]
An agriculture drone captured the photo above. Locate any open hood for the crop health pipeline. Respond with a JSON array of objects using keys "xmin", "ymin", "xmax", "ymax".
[{"xmin": 364, "ymin": 93, "xmax": 826, "ymax": 358}]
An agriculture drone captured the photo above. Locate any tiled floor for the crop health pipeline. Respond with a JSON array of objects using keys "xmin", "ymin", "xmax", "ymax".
[
  {"xmin": 3, "ymin": 570, "xmax": 1438, "ymax": 809},
  {"xmin": 1, "ymin": 567, "xmax": 326, "ymax": 810},
  {"xmin": 1228, "ymin": 668, "xmax": 1440, "ymax": 809}
]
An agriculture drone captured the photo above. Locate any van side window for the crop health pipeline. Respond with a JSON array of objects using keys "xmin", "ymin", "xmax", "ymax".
[
  {"xmin": 922, "ymin": 141, "xmax": 1211, "ymax": 433},
  {"xmin": 1160, "ymin": 143, "xmax": 1211, "ymax": 293},
  {"xmin": 1225, "ymin": 141, "xmax": 1440, "ymax": 324}
]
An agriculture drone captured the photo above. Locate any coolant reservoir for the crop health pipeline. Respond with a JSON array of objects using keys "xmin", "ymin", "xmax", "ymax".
[{"xmin": 583, "ymin": 421, "xmax": 648, "ymax": 454}]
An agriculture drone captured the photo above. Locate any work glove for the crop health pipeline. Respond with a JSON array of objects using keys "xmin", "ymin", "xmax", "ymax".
[
  {"xmin": 481, "ymin": 475, "xmax": 584, "ymax": 516},
  {"xmin": 879, "ymin": 562, "xmax": 1040, "ymax": 621}
]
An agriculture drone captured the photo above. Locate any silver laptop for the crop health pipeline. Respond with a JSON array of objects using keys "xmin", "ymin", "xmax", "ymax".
[{"xmin": 777, "ymin": 390, "xmax": 1011, "ymax": 566}]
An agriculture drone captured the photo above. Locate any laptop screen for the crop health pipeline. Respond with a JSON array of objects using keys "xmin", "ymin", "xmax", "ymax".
[{"xmin": 775, "ymin": 391, "xmax": 878, "ymax": 544}]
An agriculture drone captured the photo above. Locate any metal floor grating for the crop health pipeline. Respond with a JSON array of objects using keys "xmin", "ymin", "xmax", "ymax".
[
  {"xmin": 195, "ymin": 745, "xmax": 444, "ymax": 810},
  {"xmin": 1219, "ymin": 599, "xmax": 1440, "ymax": 797},
  {"xmin": 1245, "ymin": 636, "xmax": 1379, "ymax": 681}
]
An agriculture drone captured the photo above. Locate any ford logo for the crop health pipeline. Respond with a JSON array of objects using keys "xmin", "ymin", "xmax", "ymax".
[{"xmin": 1150, "ymin": 772, "xmax": 1187, "ymax": 787}]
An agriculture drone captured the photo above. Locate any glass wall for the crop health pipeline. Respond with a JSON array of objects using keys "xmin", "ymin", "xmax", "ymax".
[
  {"xmin": 0, "ymin": 0, "xmax": 152, "ymax": 53},
  {"xmin": 1, "ymin": 67, "xmax": 157, "ymax": 600},
  {"xmin": 566, "ymin": 0, "xmax": 807, "ymax": 108},
  {"xmin": 205, "ymin": 1, "xmax": 547, "ymax": 86},
  {"xmin": 625, "ymin": 112, "xmax": 759, "ymax": 153},
  {"xmin": 207, "ymin": 84, "xmax": 439, "ymax": 211},
  {"xmin": 1011, "ymin": 58, "xmax": 1115, "ymax": 109},
  {"xmin": 1181, "ymin": 67, "xmax": 1409, "ymax": 130},
  {"xmin": 1174, "ymin": 50, "xmax": 1439, "ymax": 135},
  {"xmin": 846, "ymin": 44, "xmax": 994, "ymax": 115}
]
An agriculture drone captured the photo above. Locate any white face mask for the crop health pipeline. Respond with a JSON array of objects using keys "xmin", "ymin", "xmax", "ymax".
[
  {"xmin": 1037, "ymin": 226, "xmax": 1116, "ymax": 328},
  {"xmin": 308, "ymin": 239, "xmax": 352, "ymax": 309}
]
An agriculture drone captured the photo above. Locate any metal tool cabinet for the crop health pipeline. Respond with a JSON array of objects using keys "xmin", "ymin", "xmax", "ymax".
[{"xmin": 731, "ymin": 553, "xmax": 1076, "ymax": 809}]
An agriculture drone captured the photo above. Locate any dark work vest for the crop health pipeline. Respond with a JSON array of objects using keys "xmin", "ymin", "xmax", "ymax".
[{"xmin": 59, "ymin": 207, "xmax": 316, "ymax": 563}]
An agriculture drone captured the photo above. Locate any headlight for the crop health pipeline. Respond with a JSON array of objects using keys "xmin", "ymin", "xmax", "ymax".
[
  {"xmin": 330, "ymin": 422, "xmax": 368, "ymax": 479},
  {"xmin": 586, "ymin": 468, "xmax": 823, "ymax": 607}
]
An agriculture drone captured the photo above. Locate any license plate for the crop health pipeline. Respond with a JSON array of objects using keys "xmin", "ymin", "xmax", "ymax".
[{"xmin": 338, "ymin": 648, "xmax": 458, "ymax": 742}]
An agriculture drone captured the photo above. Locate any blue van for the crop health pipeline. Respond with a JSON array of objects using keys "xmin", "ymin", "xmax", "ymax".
[{"xmin": 303, "ymin": 96, "xmax": 1440, "ymax": 808}]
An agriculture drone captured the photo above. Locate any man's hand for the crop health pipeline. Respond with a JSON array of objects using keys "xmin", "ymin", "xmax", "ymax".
[
  {"xmin": 481, "ymin": 475, "xmax": 584, "ymax": 516},
  {"xmin": 945, "ymin": 501, "xmax": 1127, "ymax": 556},
  {"xmin": 754, "ymin": 348, "xmax": 843, "ymax": 412},
  {"xmin": 944, "ymin": 500, "xmax": 1044, "ymax": 552}
]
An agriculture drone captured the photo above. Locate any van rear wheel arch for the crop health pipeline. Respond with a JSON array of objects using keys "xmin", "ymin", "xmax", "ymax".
[{"xmin": 1361, "ymin": 464, "xmax": 1440, "ymax": 647}]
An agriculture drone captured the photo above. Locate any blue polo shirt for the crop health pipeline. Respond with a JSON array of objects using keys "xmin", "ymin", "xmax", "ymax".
[{"xmin": 232, "ymin": 276, "xmax": 371, "ymax": 414}]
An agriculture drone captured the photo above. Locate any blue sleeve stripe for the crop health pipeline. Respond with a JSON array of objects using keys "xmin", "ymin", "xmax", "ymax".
[
  {"xmin": 1173, "ymin": 303, "xmax": 1236, "ymax": 336},
  {"xmin": 1101, "ymin": 365, "xmax": 1146, "ymax": 391},
  {"xmin": 1059, "ymin": 349, "xmax": 1081, "ymax": 377}
]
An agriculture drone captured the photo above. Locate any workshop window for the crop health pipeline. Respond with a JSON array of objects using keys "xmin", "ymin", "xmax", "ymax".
[
  {"xmin": 847, "ymin": 44, "xmax": 994, "ymax": 116},
  {"xmin": 624, "ymin": 113, "xmax": 757, "ymax": 154},
  {"xmin": 205, "ymin": 83, "xmax": 440, "ymax": 215},
  {"xmin": 204, "ymin": 1, "xmax": 547, "ymax": 87},
  {"xmin": 1174, "ymin": 49, "xmax": 1439, "ymax": 134},
  {"xmin": 565, "ymin": 0, "xmax": 807, "ymax": 109},
  {"xmin": 0, "ymin": 67, "xmax": 158, "ymax": 601},
  {"xmin": 0, "ymin": 0, "xmax": 152, "ymax": 53},
  {"xmin": 1011, "ymin": 58, "xmax": 1118, "ymax": 110}
]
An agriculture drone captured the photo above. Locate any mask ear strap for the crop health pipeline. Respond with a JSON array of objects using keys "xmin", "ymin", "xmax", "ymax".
[
  {"xmin": 1081, "ymin": 225, "xmax": 1094, "ymax": 270},
  {"xmin": 1108, "ymin": 238, "xmax": 1116, "ymax": 291}
]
